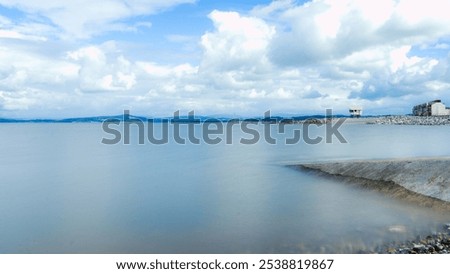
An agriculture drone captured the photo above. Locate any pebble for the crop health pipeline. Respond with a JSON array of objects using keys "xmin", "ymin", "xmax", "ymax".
[{"xmin": 384, "ymin": 224, "xmax": 450, "ymax": 254}]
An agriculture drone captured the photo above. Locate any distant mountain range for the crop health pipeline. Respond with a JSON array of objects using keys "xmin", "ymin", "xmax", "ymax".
[{"xmin": 0, "ymin": 114, "xmax": 352, "ymax": 123}]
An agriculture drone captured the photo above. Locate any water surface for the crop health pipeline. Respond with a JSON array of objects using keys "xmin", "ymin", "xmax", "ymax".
[{"xmin": 0, "ymin": 122, "xmax": 449, "ymax": 253}]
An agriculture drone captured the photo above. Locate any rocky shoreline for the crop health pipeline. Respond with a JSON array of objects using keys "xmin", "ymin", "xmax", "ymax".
[
  {"xmin": 367, "ymin": 115, "xmax": 450, "ymax": 125},
  {"xmin": 297, "ymin": 158, "xmax": 450, "ymax": 203},
  {"xmin": 382, "ymin": 224, "xmax": 450, "ymax": 254},
  {"xmin": 295, "ymin": 158, "xmax": 450, "ymax": 254}
]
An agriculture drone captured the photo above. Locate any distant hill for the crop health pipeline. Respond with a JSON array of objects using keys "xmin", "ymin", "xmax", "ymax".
[{"xmin": 0, "ymin": 114, "xmax": 354, "ymax": 123}]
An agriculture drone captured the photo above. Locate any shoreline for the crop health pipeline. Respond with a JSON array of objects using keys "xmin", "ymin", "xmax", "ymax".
[
  {"xmin": 295, "ymin": 157, "xmax": 450, "ymax": 203},
  {"xmin": 293, "ymin": 165, "xmax": 450, "ymax": 212},
  {"xmin": 383, "ymin": 224, "xmax": 450, "ymax": 254},
  {"xmin": 344, "ymin": 115, "xmax": 450, "ymax": 125},
  {"xmin": 292, "ymin": 157, "xmax": 450, "ymax": 253}
]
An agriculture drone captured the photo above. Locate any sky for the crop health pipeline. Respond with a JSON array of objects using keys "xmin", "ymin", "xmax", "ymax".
[{"xmin": 1, "ymin": 0, "xmax": 450, "ymax": 118}]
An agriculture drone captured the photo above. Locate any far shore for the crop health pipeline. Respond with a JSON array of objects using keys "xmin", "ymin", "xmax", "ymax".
[{"xmin": 344, "ymin": 115, "xmax": 450, "ymax": 125}]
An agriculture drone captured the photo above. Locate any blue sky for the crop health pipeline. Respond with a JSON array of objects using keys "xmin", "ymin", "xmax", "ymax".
[{"xmin": 0, "ymin": 0, "xmax": 450, "ymax": 118}]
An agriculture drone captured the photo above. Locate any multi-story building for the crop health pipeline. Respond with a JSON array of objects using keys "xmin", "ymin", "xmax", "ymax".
[{"xmin": 412, "ymin": 100, "xmax": 450, "ymax": 116}]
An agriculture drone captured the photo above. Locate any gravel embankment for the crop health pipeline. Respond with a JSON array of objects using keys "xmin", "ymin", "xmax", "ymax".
[{"xmin": 368, "ymin": 115, "xmax": 450, "ymax": 125}]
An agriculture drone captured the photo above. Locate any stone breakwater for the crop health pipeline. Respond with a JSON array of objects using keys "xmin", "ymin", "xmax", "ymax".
[
  {"xmin": 368, "ymin": 115, "xmax": 450, "ymax": 125},
  {"xmin": 295, "ymin": 158, "xmax": 450, "ymax": 253},
  {"xmin": 298, "ymin": 158, "xmax": 450, "ymax": 203}
]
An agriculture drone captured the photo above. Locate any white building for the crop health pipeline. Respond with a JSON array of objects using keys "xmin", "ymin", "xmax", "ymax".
[
  {"xmin": 412, "ymin": 100, "xmax": 450, "ymax": 116},
  {"xmin": 349, "ymin": 106, "xmax": 363, "ymax": 118}
]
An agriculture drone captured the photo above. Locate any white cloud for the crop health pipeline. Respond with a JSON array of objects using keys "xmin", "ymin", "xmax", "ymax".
[
  {"xmin": 67, "ymin": 44, "xmax": 136, "ymax": 92},
  {"xmin": 0, "ymin": 0, "xmax": 195, "ymax": 38},
  {"xmin": 0, "ymin": 90, "xmax": 36, "ymax": 110},
  {"xmin": 0, "ymin": 29, "xmax": 46, "ymax": 41},
  {"xmin": 268, "ymin": 0, "xmax": 450, "ymax": 66},
  {"xmin": 200, "ymin": 10, "xmax": 275, "ymax": 72},
  {"xmin": 2, "ymin": 0, "xmax": 450, "ymax": 117},
  {"xmin": 0, "ymin": 14, "xmax": 11, "ymax": 25},
  {"xmin": 0, "ymin": 43, "xmax": 79, "ymax": 90},
  {"xmin": 251, "ymin": 0, "xmax": 294, "ymax": 18}
]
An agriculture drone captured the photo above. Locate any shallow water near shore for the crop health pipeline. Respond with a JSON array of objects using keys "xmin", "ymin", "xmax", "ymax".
[{"xmin": 1, "ymin": 122, "xmax": 450, "ymax": 253}]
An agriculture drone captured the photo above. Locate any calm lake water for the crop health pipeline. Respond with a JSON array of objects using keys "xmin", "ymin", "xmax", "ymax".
[{"xmin": 0, "ymin": 122, "xmax": 450, "ymax": 253}]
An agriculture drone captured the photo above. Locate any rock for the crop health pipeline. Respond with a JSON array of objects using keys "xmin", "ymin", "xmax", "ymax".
[
  {"xmin": 434, "ymin": 244, "xmax": 443, "ymax": 251},
  {"xmin": 413, "ymin": 244, "xmax": 426, "ymax": 252}
]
